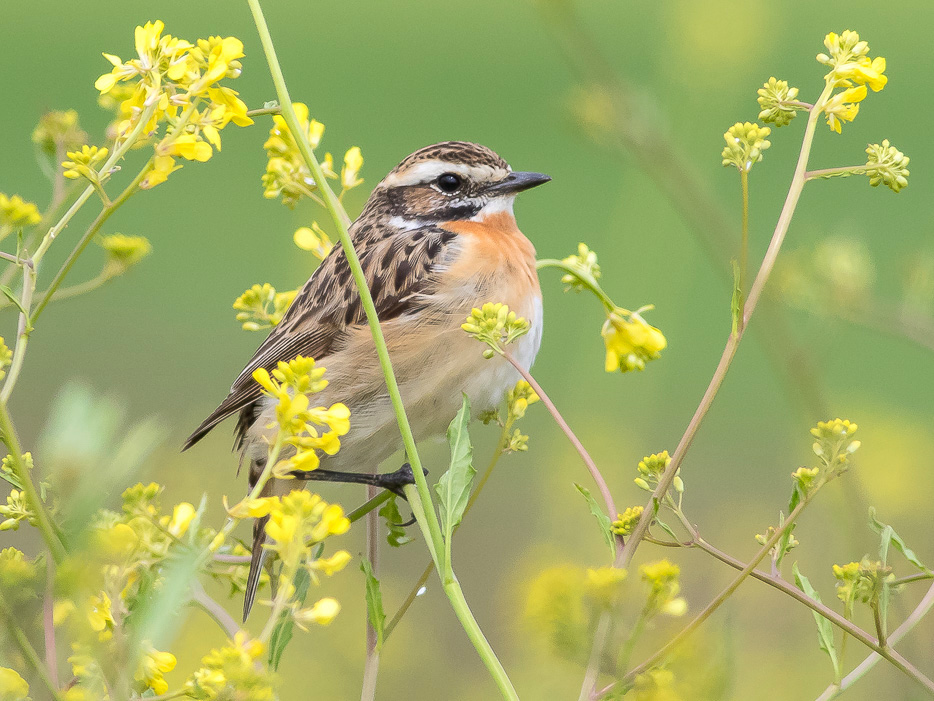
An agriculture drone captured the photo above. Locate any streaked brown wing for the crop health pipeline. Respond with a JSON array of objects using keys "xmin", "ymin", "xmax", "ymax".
[{"xmin": 182, "ymin": 223, "xmax": 458, "ymax": 450}]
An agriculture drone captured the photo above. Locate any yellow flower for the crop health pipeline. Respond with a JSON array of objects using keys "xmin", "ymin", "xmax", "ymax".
[
  {"xmin": 293, "ymin": 597, "xmax": 341, "ymax": 629},
  {"xmin": 823, "ymin": 85, "xmax": 867, "ymax": 133},
  {"xmin": 757, "ymin": 77, "xmax": 802, "ymax": 127},
  {"xmin": 140, "ymin": 155, "xmax": 181, "ymax": 190},
  {"xmin": 640, "ymin": 559, "xmax": 687, "ymax": 617},
  {"xmin": 525, "ymin": 565, "xmax": 589, "ymax": 658},
  {"xmin": 462, "ymin": 302, "xmax": 531, "ymax": 357},
  {"xmin": 560, "ymin": 243, "xmax": 601, "ymax": 292},
  {"xmin": 98, "ymin": 234, "xmax": 152, "ymax": 272},
  {"xmin": 233, "ymin": 283, "xmax": 296, "ymax": 331},
  {"xmin": 0, "ymin": 194, "xmax": 41, "ymax": 229},
  {"xmin": 0, "ymin": 548, "xmax": 37, "ymax": 589},
  {"xmin": 602, "ymin": 310, "xmax": 666, "ymax": 373},
  {"xmin": 135, "ymin": 645, "xmax": 176, "ymax": 695},
  {"xmin": 87, "ymin": 591, "xmax": 115, "ymax": 641},
  {"xmin": 163, "ymin": 133, "xmax": 213, "ymax": 162},
  {"xmin": 611, "ymin": 505, "xmax": 644, "ymax": 536},
  {"xmin": 341, "ymin": 146, "xmax": 364, "ymax": 190},
  {"xmin": 506, "ymin": 380, "xmax": 539, "ymax": 422},
  {"xmin": 0, "ymin": 667, "xmax": 30, "ymax": 701},
  {"xmin": 811, "ymin": 418, "xmax": 860, "ymax": 473},
  {"xmin": 294, "ymin": 222, "xmax": 334, "ymax": 260},
  {"xmin": 62, "ymin": 145, "xmax": 109, "ymax": 181},
  {"xmin": 720, "ymin": 121, "xmax": 771, "ymax": 172},
  {"xmin": 270, "ymin": 356, "xmax": 328, "ymax": 395},
  {"xmin": 866, "ymin": 139, "xmax": 910, "ymax": 193},
  {"xmin": 585, "ymin": 566, "xmax": 627, "ymax": 609},
  {"xmin": 167, "ymin": 502, "xmax": 196, "ymax": 537},
  {"xmin": 185, "ymin": 632, "xmax": 275, "ymax": 700},
  {"xmin": 262, "ymin": 103, "xmax": 335, "ymax": 206},
  {"xmin": 307, "ymin": 403, "xmax": 351, "ymax": 436},
  {"xmin": 309, "ymin": 550, "xmax": 352, "ymax": 578},
  {"xmin": 32, "ymin": 109, "xmax": 87, "ymax": 155}
]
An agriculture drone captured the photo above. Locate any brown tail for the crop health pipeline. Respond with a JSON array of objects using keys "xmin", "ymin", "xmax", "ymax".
[{"xmin": 243, "ymin": 514, "xmax": 268, "ymax": 622}]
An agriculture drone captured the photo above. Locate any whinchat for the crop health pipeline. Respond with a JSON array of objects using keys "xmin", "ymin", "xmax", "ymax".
[{"xmin": 184, "ymin": 141, "xmax": 550, "ymax": 617}]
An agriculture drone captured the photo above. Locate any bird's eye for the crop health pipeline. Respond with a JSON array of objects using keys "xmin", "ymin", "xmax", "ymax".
[{"xmin": 436, "ymin": 173, "xmax": 463, "ymax": 193}]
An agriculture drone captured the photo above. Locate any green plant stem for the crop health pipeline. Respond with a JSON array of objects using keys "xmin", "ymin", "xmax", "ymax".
[
  {"xmin": 578, "ymin": 612, "xmax": 611, "ymax": 701},
  {"xmin": 190, "ymin": 582, "xmax": 242, "ymax": 639},
  {"xmin": 0, "ymin": 402, "xmax": 64, "ymax": 561},
  {"xmin": 247, "ymin": 105, "xmax": 282, "ymax": 117},
  {"xmin": 894, "ymin": 572, "xmax": 934, "ymax": 586},
  {"xmin": 347, "ymin": 490, "xmax": 392, "ymax": 524},
  {"xmin": 815, "ymin": 581, "xmax": 934, "ymax": 700},
  {"xmin": 361, "ymin": 484, "xmax": 381, "ymax": 701},
  {"xmin": 45, "ymin": 268, "xmax": 119, "ymax": 304},
  {"xmin": 805, "ymin": 165, "xmax": 866, "ymax": 180},
  {"xmin": 536, "ymin": 259, "xmax": 615, "ymax": 312},
  {"xmin": 385, "ymin": 420, "xmax": 513, "ymax": 639},
  {"xmin": 501, "ymin": 351, "xmax": 623, "ymax": 562},
  {"xmin": 619, "ymin": 82, "xmax": 834, "ymax": 571},
  {"xmin": 0, "ymin": 591, "xmax": 65, "ymax": 701},
  {"xmin": 739, "ymin": 169, "xmax": 749, "ymax": 328},
  {"xmin": 246, "ymin": 3, "xmax": 515, "ymax": 695}
]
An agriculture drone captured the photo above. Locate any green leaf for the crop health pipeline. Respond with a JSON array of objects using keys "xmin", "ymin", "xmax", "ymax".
[
  {"xmin": 655, "ymin": 518, "xmax": 679, "ymax": 543},
  {"xmin": 575, "ymin": 483, "xmax": 614, "ymax": 554},
  {"xmin": 868, "ymin": 507, "xmax": 929, "ymax": 572},
  {"xmin": 793, "ymin": 562, "xmax": 840, "ymax": 679},
  {"xmin": 268, "ymin": 568, "xmax": 311, "ymax": 670},
  {"xmin": 435, "ymin": 394, "xmax": 476, "ymax": 545},
  {"xmin": 360, "ymin": 558, "xmax": 386, "ymax": 651},
  {"xmin": 730, "ymin": 259, "xmax": 743, "ymax": 335},
  {"xmin": 379, "ymin": 494, "xmax": 414, "ymax": 548},
  {"xmin": 0, "ymin": 284, "xmax": 29, "ymax": 319},
  {"xmin": 775, "ymin": 511, "xmax": 797, "ymax": 572}
]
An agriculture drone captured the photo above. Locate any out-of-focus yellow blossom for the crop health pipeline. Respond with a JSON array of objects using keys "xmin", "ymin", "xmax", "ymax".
[
  {"xmin": 641, "ymin": 559, "xmax": 688, "ymax": 617},
  {"xmin": 93, "ymin": 522, "xmax": 139, "ymax": 561},
  {"xmin": 504, "ymin": 428, "xmax": 530, "ymax": 453},
  {"xmin": 186, "ymin": 631, "xmax": 276, "ymax": 701},
  {"xmin": 87, "ymin": 591, "xmax": 115, "ymax": 641},
  {"xmin": 166, "ymin": 502, "xmax": 196, "ymax": 537},
  {"xmin": 811, "ymin": 418, "xmax": 860, "ymax": 474},
  {"xmin": 755, "ymin": 524, "xmax": 799, "ymax": 553},
  {"xmin": 791, "ymin": 466, "xmax": 821, "ymax": 497},
  {"xmin": 865, "ymin": 140, "xmax": 910, "ymax": 193},
  {"xmin": 341, "ymin": 146, "xmax": 364, "ymax": 190},
  {"xmin": 628, "ymin": 667, "xmax": 683, "ymax": 701},
  {"xmin": 293, "ymin": 597, "xmax": 341, "ymax": 630},
  {"xmin": 140, "ymin": 155, "xmax": 182, "ymax": 190},
  {"xmin": 233, "ymin": 283, "xmax": 296, "ymax": 331},
  {"xmin": 62, "ymin": 145, "xmax": 109, "ymax": 181},
  {"xmin": 462, "ymin": 302, "xmax": 531, "ymax": 358},
  {"xmin": 122, "ymin": 482, "xmax": 162, "ymax": 517},
  {"xmin": 822, "ymin": 85, "xmax": 866, "ymax": 133},
  {"xmin": 0, "ymin": 194, "xmax": 42, "ymax": 229},
  {"xmin": 32, "ymin": 109, "xmax": 87, "ymax": 155},
  {"xmin": 757, "ymin": 77, "xmax": 803, "ymax": 127},
  {"xmin": 720, "ymin": 122, "xmax": 771, "ymax": 172},
  {"xmin": 833, "ymin": 557, "xmax": 894, "ymax": 606},
  {"xmin": 248, "ymin": 491, "xmax": 351, "ymax": 565},
  {"xmin": 0, "ymin": 548, "xmax": 36, "ymax": 590},
  {"xmin": 602, "ymin": 309, "xmax": 666, "ymax": 373},
  {"xmin": 612, "ymin": 505, "xmax": 644, "ymax": 536},
  {"xmin": 525, "ymin": 565, "xmax": 590, "ymax": 659},
  {"xmin": 213, "ymin": 543, "xmax": 270, "ymax": 596},
  {"xmin": 135, "ymin": 645, "xmax": 177, "ymax": 695},
  {"xmin": 159, "ymin": 133, "xmax": 212, "ymax": 162},
  {"xmin": 0, "ymin": 490, "xmax": 35, "ymax": 531},
  {"xmin": 560, "ymin": 242, "xmax": 601, "ymax": 292},
  {"xmin": 0, "ymin": 338, "xmax": 11, "ymax": 382},
  {"xmin": 0, "ymin": 667, "xmax": 30, "ymax": 701},
  {"xmin": 308, "ymin": 550, "xmax": 352, "ymax": 579},
  {"xmin": 506, "ymin": 380, "xmax": 539, "ymax": 421},
  {"xmin": 585, "ymin": 566, "xmax": 627, "ymax": 609},
  {"xmin": 98, "ymin": 233, "xmax": 152, "ymax": 273},
  {"xmin": 634, "ymin": 451, "xmax": 672, "ymax": 492},
  {"xmin": 294, "ymin": 222, "xmax": 334, "ymax": 260},
  {"xmin": 263, "ymin": 102, "xmax": 340, "ymax": 206}
]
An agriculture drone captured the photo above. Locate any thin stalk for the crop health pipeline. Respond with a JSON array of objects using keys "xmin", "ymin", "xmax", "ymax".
[
  {"xmin": 739, "ymin": 169, "xmax": 749, "ymax": 328},
  {"xmin": 347, "ymin": 490, "xmax": 392, "ymax": 524},
  {"xmin": 502, "ymin": 351, "xmax": 623, "ymax": 562},
  {"xmin": 578, "ymin": 612, "xmax": 611, "ymax": 701},
  {"xmin": 246, "ymin": 3, "xmax": 515, "ymax": 696},
  {"xmin": 536, "ymin": 259, "xmax": 615, "ymax": 312},
  {"xmin": 620, "ymin": 83, "xmax": 834, "ymax": 571},
  {"xmin": 815, "ymin": 582, "xmax": 934, "ymax": 700},
  {"xmin": 0, "ymin": 591, "xmax": 65, "ymax": 701},
  {"xmin": 805, "ymin": 165, "xmax": 866, "ymax": 180},
  {"xmin": 247, "ymin": 106, "xmax": 282, "ymax": 117},
  {"xmin": 45, "ymin": 269, "xmax": 118, "ymax": 304},
  {"xmin": 0, "ymin": 402, "xmax": 64, "ymax": 561},
  {"xmin": 190, "ymin": 582, "xmax": 242, "ymax": 639},
  {"xmin": 361, "ymin": 484, "xmax": 381, "ymax": 701},
  {"xmin": 44, "ymin": 563, "xmax": 59, "ymax": 688}
]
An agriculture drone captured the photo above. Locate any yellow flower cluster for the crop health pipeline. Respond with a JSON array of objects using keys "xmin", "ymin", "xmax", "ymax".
[
  {"xmin": 186, "ymin": 631, "xmax": 276, "ymax": 700},
  {"xmin": 634, "ymin": 450, "xmax": 682, "ymax": 494},
  {"xmin": 0, "ymin": 193, "xmax": 41, "ymax": 229},
  {"xmin": 560, "ymin": 242, "xmax": 601, "ymax": 292},
  {"xmin": 62, "ymin": 145, "xmax": 109, "ymax": 182},
  {"xmin": 32, "ymin": 109, "xmax": 87, "ymax": 155},
  {"xmin": 506, "ymin": 380, "xmax": 539, "ymax": 422},
  {"xmin": 865, "ymin": 139, "xmax": 910, "ymax": 193},
  {"xmin": 94, "ymin": 21, "xmax": 253, "ymax": 189},
  {"xmin": 757, "ymin": 77, "xmax": 804, "ymax": 127},
  {"xmin": 602, "ymin": 309, "xmax": 666, "ymax": 373},
  {"xmin": 810, "ymin": 418, "xmax": 860, "ymax": 474},
  {"xmin": 611, "ymin": 505, "xmax": 644, "ymax": 536},
  {"xmin": 462, "ymin": 302, "xmax": 531, "ymax": 358},
  {"xmin": 833, "ymin": 557, "xmax": 894, "ymax": 606},
  {"xmin": 720, "ymin": 122, "xmax": 771, "ymax": 173},
  {"xmin": 293, "ymin": 222, "xmax": 334, "ymax": 260},
  {"xmin": 262, "ymin": 102, "xmax": 365, "ymax": 207},
  {"xmin": 817, "ymin": 30, "xmax": 887, "ymax": 133},
  {"xmin": 0, "ymin": 667, "xmax": 30, "ymax": 700},
  {"xmin": 251, "ymin": 356, "xmax": 350, "ymax": 475},
  {"xmin": 640, "ymin": 559, "xmax": 688, "ymax": 617},
  {"xmin": 233, "ymin": 283, "xmax": 297, "ymax": 331},
  {"xmin": 0, "ymin": 338, "xmax": 10, "ymax": 382},
  {"xmin": 0, "ymin": 488, "xmax": 35, "ymax": 531},
  {"xmin": 98, "ymin": 233, "xmax": 152, "ymax": 273}
]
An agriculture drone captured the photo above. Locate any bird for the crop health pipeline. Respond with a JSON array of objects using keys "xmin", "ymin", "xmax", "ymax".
[{"xmin": 183, "ymin": 141, "xmax": 550, "ymax": 619}]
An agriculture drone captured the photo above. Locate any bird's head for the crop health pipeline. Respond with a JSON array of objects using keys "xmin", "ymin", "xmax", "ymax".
[{"xmin": 366, "ymin": 141, "xmax": 550, "ymax": 225}]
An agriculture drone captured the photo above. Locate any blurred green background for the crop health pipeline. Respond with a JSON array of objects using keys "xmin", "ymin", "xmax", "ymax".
[{"xmin": 2, "ymin": 0, "xmax": 933, "ymax": 698}]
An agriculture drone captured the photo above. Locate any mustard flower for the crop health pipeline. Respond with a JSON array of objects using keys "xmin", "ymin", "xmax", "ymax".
[
  {"xmin": 721, "ymin": 122, "xmax": 771, "ymax": 173},
  {"xmin": 757, "ymin": 77, "xmax": 803, "ymax": 127},
  {"xmin": 308, "ymin": 549, "xmax": 352, "ymax": 579},
  {"xmin": 504, "ymin": 428, "xmax": 530, "ymax": 453},
  {"xmin": 140, "ymin": 155, "xmax": 182, "ymax": 190},
  {"xmin": 817, "ymin": 30, "xmax": 887, "ymax": 92},
  {"xmin": 0, "ymin": 339, "xmax": 13, "ymax": 383},
  {"xmin": 166, "ymin": 502, "xmax": 196, "ymax": 537},
  {"xmin": 640, "ymin": 559, "xmax": 688, "ymax": 617},
  {"xmin": 0, "ymin": 490, "xmax": 34, "ymax": 531},
  {"xmin": 506, "ymin": 379, "xmax": 539, "ymax": 422},
  {"xmin": 186, "ymin": 631, "xmax": 276, "ymax": 701},
  {"xmin": 233, "ymin": 283, "xmax": 296, "ymax": 331},
  {"xmin": 262, "ymin": 102, "xmax": 336, "ymax": 206},
  {"xmin": 86, "ymin": 591, "xmax": 115, "ymax": 641},
  {"xmin": 585, "ymin": 566, "xmax": 627, "ymax": 609},
  {"xmin": 32, "ymin": 109, "xmax": 87, "ymax": 155},
  {"xmin": 791, "ymin": 466, "xmax": 821, "ymax": 497},
  {"xmin": 811, "ymin": 418, "xmax": 860, "ymax": 473},
  {"xmin": 62, "ymin": 145, "xmax": 109, "ymax": 181},
  {"xmin": 0, "ymin": 548, "xmax": 36, "ymax": 590},
  {"xmin": 135, "ymin": 644, "xmax": 177, "ymax": 696},
  {"xmin": 525, "ymin": 565, "xmax": 590, "ymax": 658},
  {"xmin": 611, "ymin": 505, "xmax": 644, "ymax": 536},
  {"xmin": 822, "ymin": 85, "xmax": 866, "ymax": 133},
  {"xmin": 0, "ymin": 193, "xmax": 41, "ymax": 229},
  {"xmin": 0, "ymin": 667, "xmax": 30, "ymax": 701},
  {"xmin": 293, "ymin": 223, "xmax": 334, "ymax": 260},
  {"xmin": 341, "ymin": 146, "xmax": 364, "ymax": 190},
  {"xmin": 293, "ymin": 597, "xmax": 341, "ymax": 630},
  {"xmin": 122, "ymin": 482, "xmax": 162, "ymax": 517},
  {"xmin": 560, "ymin": 242, "xmax": 601, "ymax": 292},
  {"xmin": 865, "ymin": 140, "xmax": 910, "ymax": 192},
  {"xmin": 602, "ymin": 309, "xmax": 666, "ymax": 373},
  {"xmin": 98, "ymin": 233, "xmax": 152, "ymax": 273},
  {"xmin": 630, "ymin": 668, "xmax": 682, "ymax": 701},
  {"xmin": 462, "ymin": 302, "xmax": 531, "ymax": 357},
  {"xmin": 833, "ymin": 557, "xmax": 894, "ymax": 606}
]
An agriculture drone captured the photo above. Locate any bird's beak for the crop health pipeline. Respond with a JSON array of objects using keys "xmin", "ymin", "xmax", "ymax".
[{"xmin": 485, "ymin": 171, "xmax": 552, "ymax": 195}]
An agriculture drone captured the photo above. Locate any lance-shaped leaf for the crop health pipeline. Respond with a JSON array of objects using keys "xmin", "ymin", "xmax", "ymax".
[
  {"xmin": 379, "ymin": 494, "xmax": 414, "ymax": 548},
  {"xmin": 793, "ymin": 562, "xmax": 841, "ymax": 680},
  {"xmin": 869, "ymin": 507, "xmax": 930, "ymax": 572},
  {"xmin": 575, "ymin": 483, "xmax": 614, "ymax": 554},
  {"xmin": 360, "ymin": 558, "xmax": 386, "ymax": 651},
  {"xmin": 435, "ymin": 394, "xmax": 476, "ymax": 567}
]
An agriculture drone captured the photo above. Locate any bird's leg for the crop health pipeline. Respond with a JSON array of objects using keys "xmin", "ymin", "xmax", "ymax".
[{"xmin": 288, "ymin": 462, "xmax": 427, "ymax": 499}]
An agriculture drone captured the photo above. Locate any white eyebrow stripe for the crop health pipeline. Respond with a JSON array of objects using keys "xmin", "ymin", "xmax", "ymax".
[{"xmin": 382, "ymin": 159, "xmax": 510, "ymax": 187}]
